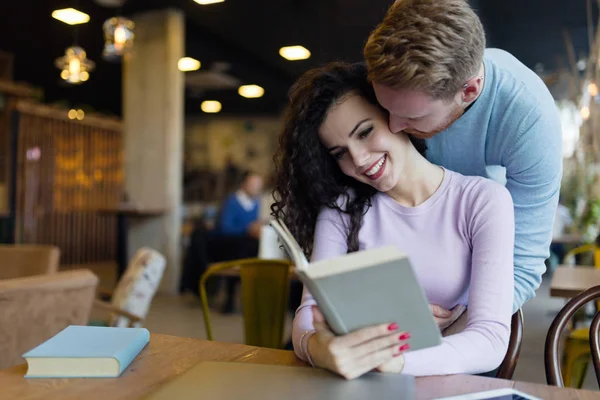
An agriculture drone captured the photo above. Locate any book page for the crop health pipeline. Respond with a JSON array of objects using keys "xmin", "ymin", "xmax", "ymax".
[{"xmin": 269, "ymin": 219, "xmax": 309, "ymax": 270}]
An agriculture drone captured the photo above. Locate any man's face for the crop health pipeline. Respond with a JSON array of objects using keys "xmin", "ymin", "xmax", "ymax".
[
  {"xmin": 373, "ymin": 84, "xmax": 464, "ymax": 139},
  {"xmin": 243, "ymin": 175, "xmax": 263, "ymax": 198}
]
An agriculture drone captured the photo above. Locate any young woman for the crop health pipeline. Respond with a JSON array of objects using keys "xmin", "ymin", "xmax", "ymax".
[{"xmin": 272, "ymin": 62, "xmax": 515, "ymax": 379}]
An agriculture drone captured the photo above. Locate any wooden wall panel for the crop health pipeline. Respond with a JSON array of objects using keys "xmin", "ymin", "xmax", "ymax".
[{"xmin": 14, "ymin": 104, "xmax": 123, "ymax": 265}]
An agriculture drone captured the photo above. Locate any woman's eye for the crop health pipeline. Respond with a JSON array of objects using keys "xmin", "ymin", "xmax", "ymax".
[
  {"xmin": 333, "ymin": 150, "xmax": 346, "ymax": 160},
  {"xmin": 358, "ymin": 126, "xmax": 373, "ymax": 139}
]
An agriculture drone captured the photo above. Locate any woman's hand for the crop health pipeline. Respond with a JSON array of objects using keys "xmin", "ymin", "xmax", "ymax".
[{"xmin": 307, "ymin": 306, "xmax": 410, "ymax": 380}]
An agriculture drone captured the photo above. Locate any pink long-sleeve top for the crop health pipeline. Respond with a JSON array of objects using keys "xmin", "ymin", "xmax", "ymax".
[{"xmin": 293, "ymin": 169, "xmax": 515, "ymax": 376}]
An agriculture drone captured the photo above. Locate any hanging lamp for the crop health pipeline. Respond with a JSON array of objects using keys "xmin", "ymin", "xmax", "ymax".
[
  {"xmin": 102, "ymin": 16, "xmax": 135, "ymax": 61},
  {"xmin": 55, "ymin": 46, "xmax": 95, "ymax": 84}
]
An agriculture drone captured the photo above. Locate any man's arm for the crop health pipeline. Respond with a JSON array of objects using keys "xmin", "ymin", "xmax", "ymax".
[{"xmin": 503, "ymin": 105, "xmax": 562, "ymax": 311}]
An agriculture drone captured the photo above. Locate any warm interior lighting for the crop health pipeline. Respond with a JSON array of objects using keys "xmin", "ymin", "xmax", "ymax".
[
  {"xmin": 114, "ymin": 25, "xmax": 127, "ymax": 47},
  {"xmin": 589, "ymin": 82, "xmax": 598, "ymax": 97},
  {"xmin": 68, "ymin": 109, "xmax": 77, "ymax": 120},
  {"xmin": 51, "ymin": 8, "xmax": 90, "ymax": 25},
  {"xmin": 76, "ymin": 109, "xmax": 85, "ymax": 121},
  {"xmin": 193, "ymin": 0, "xmax": 225, "ymax": 4},
  {"xmin": 238, "ymin": 84, "xmax": 264, "ymax": 99},
  {"xmin": 178, "ymin": 57, "xmax": 201, "ymax": 72},
  {"xmin": 55, "ymin": 46, "xmax": 95, "ymax": 84},
  {"xmin": 581, "ymin": 106, "xmax": 591, "ymax": 120},
  {"xmin": 279, "ymin": 45, "xmax": 311, "ymax": 61},
  {"xmin": 201, "ymin": 101, "xmax": 222, "ymax": 113},
  {"xmin": 69, "ymin": 58, "xmax": 81, "ymax": 76},
  {"xmin": 103, "ymin": 17, "xmax": 135, "ymax": 61}
]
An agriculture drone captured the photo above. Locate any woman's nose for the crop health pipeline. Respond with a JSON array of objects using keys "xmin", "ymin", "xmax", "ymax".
[{"xmin": 349, "ymin": 147, "xmax": 370, "ymax": 167}]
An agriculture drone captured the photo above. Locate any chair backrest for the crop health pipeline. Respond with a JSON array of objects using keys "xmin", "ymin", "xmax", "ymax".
[
  {"xmin": 200, "ymin": 258, "xmax": 292, "ymax": 349},
  {"xmin": 109, "ymin": 247, "xmax": 166, "ymax": 327},
  {"xmin": 545, "ymin": 284, "xmax": 600, "ymax": 387},
  {"xmin": 0, "ymin": 269, "xmax": 98, "ymax": 369},
  {"xmin": 0, "ymin": 245, "xmax": 60, "ymax": 280},
  {"xmin": 496, "ymin": 309, "xmax": 524, "ymax": 380}
]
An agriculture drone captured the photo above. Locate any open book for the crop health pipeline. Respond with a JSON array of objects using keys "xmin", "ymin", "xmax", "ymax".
[{"xmin": 270, "ymin": 219, "xmax": 441, "ymax": 352}]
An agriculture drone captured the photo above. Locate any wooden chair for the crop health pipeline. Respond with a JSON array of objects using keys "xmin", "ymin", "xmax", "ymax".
[
  {"xmin": 0, "ymin": 245, "xmax": 60, "ymax": 280},
  {"xmin": 545, "ymin": 284, "xmax": 600, "ymax": 387},
  {"xmin": 496, "ymin": 309, "xmax": 524, "ymax": 379},
  {"xmin": 200, "ymin": 258, "xmax": 293, "ymax": 349},
  {"xmin": 0, "ymin": 269, "xmax": 98, "ymax": 369},
  {"xmin": 550, "ymin": 243, "xmax": 600, "ymax": 387}
]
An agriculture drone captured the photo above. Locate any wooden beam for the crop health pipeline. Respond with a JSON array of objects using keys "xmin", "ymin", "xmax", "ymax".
[
  {"xmin": 0, "ymin": 79, "xmax": 41, "ymax": 99},
  {"xmin": 14, "ymin": 100, "xmax": 122, "ymax": 131}
]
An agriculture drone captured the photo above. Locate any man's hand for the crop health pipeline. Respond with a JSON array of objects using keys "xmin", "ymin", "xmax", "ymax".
[
  {"xmin": 442, "ymin": 309, "xmax": 468, "ymax": 337},
  {"xmin": 430, "ymin": 304, "xmax": 466, "ymax": 330}
]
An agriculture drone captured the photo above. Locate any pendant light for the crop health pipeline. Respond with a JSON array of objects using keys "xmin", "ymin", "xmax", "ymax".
[
  {"xmin": 55, "ymin": 46, "xmax": 95, "ymax": 84},
  {"xmin": 102, "ymin": 16, "xmax": 135, "ymax": 61}
]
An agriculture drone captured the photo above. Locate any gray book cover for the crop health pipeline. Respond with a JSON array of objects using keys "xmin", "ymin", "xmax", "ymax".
[
  {"xmin": 271, "ymin": 219, "xmax": 442, "ymax": 352},
  {"xmin": 299, "ymin": 252, "xmax": 441, "ymax": 352}
]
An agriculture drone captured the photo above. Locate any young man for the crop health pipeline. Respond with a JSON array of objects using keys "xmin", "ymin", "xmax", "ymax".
[{"xmin": 364, "ymin": 0, "xmax": 562, "ymax": 326}]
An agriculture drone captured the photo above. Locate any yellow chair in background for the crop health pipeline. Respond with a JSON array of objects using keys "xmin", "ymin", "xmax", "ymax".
[
  {"xmin": 199, "ymin": 258, "xmax": 293, "ymax": 349},
  {"xmin": 560, "ymin": 244, "xmax": 600, "ymax": 387}
]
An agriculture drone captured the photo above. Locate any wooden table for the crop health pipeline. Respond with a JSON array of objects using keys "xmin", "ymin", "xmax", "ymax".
[
  {"xmin": 550, "ymin": 265, "xmax": 600, "ymax": 298},
  {"xmin": 0, "ymin": 334, "xmax": 596, "ymax": 399}
]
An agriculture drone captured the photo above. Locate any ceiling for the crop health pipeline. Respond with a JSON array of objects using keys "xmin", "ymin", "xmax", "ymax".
[{"xmin": 0, "ymin": 0, "xmax": 596, "ymax": 118}]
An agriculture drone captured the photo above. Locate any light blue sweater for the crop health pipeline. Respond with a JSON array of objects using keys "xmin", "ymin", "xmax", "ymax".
[{"xmin": 425, "ymin": 49, "xmax": 563, "ymax": 312}]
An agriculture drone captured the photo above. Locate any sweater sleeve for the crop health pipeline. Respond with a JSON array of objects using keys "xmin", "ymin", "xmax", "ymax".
[
  {"xmin": 402, "ymin": 181, "xmax": 515, "ymax": 376},
  {"xmin": 292, "ymin": 207, "xmax": 349, "ymax": 362},
  {"xmin": 502, "ymin": 105, "xmax": 562, "ymax": 311}
]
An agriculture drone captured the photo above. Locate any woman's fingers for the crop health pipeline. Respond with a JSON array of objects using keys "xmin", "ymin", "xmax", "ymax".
[
  {"xmin": 350, "ymin": 330, "xmax": 410, "ymax": 358},
  {"xmin": 338, "ymin": 342, "xmax": 403, "ymax": 380},
  {"xmin": 334, "ymin": 321, "xmax": 401, "ymax": 348},
  {"xmin": 309, "ymin": 305, "xmax": 411, "ymax": 380}
]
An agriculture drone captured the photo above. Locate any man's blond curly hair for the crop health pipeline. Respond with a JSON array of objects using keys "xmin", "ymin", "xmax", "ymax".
[{"xmin": 364, "ymin": 0, "xmax": 485, "ymax": 100}]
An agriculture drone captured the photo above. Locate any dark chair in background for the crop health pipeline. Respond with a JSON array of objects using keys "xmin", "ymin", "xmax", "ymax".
[
  {"xmin": 495, "ymin": 309, "xmax": 524, "ymax": 380},
  {"xmin": 545, "ymin": 284, "xmax": 600, "ymax": 388}
]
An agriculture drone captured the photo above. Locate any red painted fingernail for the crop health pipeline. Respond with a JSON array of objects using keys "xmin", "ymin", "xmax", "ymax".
[
  {"xmin": 399, "ymin": 333, "xmax": 411, "ymax": 341},
  {"xmin": 399, "ymin": 344, "xmax": 410, "ymax": 351},
  {"xmin": 388, "ymin": 323, "xmax": 399, "ymax": 331}
]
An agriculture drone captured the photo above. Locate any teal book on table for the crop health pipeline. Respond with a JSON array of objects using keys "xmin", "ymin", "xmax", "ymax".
[{"xmin": 22, "ymin": 325, "xmax": 150, "ymax": 378}]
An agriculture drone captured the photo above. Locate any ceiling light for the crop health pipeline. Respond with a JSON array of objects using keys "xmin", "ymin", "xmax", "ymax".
[
  {"xmin": 238, "ymin": 84, "xmax": 264, "ymax": 99},
  {"xmin": 279, "ymin": 45, "xmax": 311, "ymax": 61},
  {"xmin": 103, "ymin": 17, "xmax": 135, "ymax": 61},
  {"xmin": 201, "ymin": 101, "xmax": 222, "ymax": 113},
  {"xmin": 68, "ymin": 109, "xmax": 77, "ymax": 120},
  {"xmin": 52, "ymin": 8, "xmax": 90, "ymax": 25},
  {"xmin": 178, "ymin": 57, "xmax": 201, "ymax": 72},
  {"xmin": 193, "ymin": 0, "xmax": 225, "ymax": 4},
  {"xmin": 55, "ymin": 46, "xmax": 95, "ymax": 85}
]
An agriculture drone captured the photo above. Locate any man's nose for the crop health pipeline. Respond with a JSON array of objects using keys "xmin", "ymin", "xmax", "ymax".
[{"xmin": 389, "ymin": 114, "xmax": 409, "ymax": 133}]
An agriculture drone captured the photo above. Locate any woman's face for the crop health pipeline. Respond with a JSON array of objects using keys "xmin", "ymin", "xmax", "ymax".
[{"xmin": 318, "ymin": 93, "xmax": 413, "ymax": 193}]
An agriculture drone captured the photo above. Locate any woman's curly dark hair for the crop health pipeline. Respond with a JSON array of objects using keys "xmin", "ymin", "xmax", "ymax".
[{"xmin": 271, "ymin": 62, "xmax": 426, "ymax": 257}]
